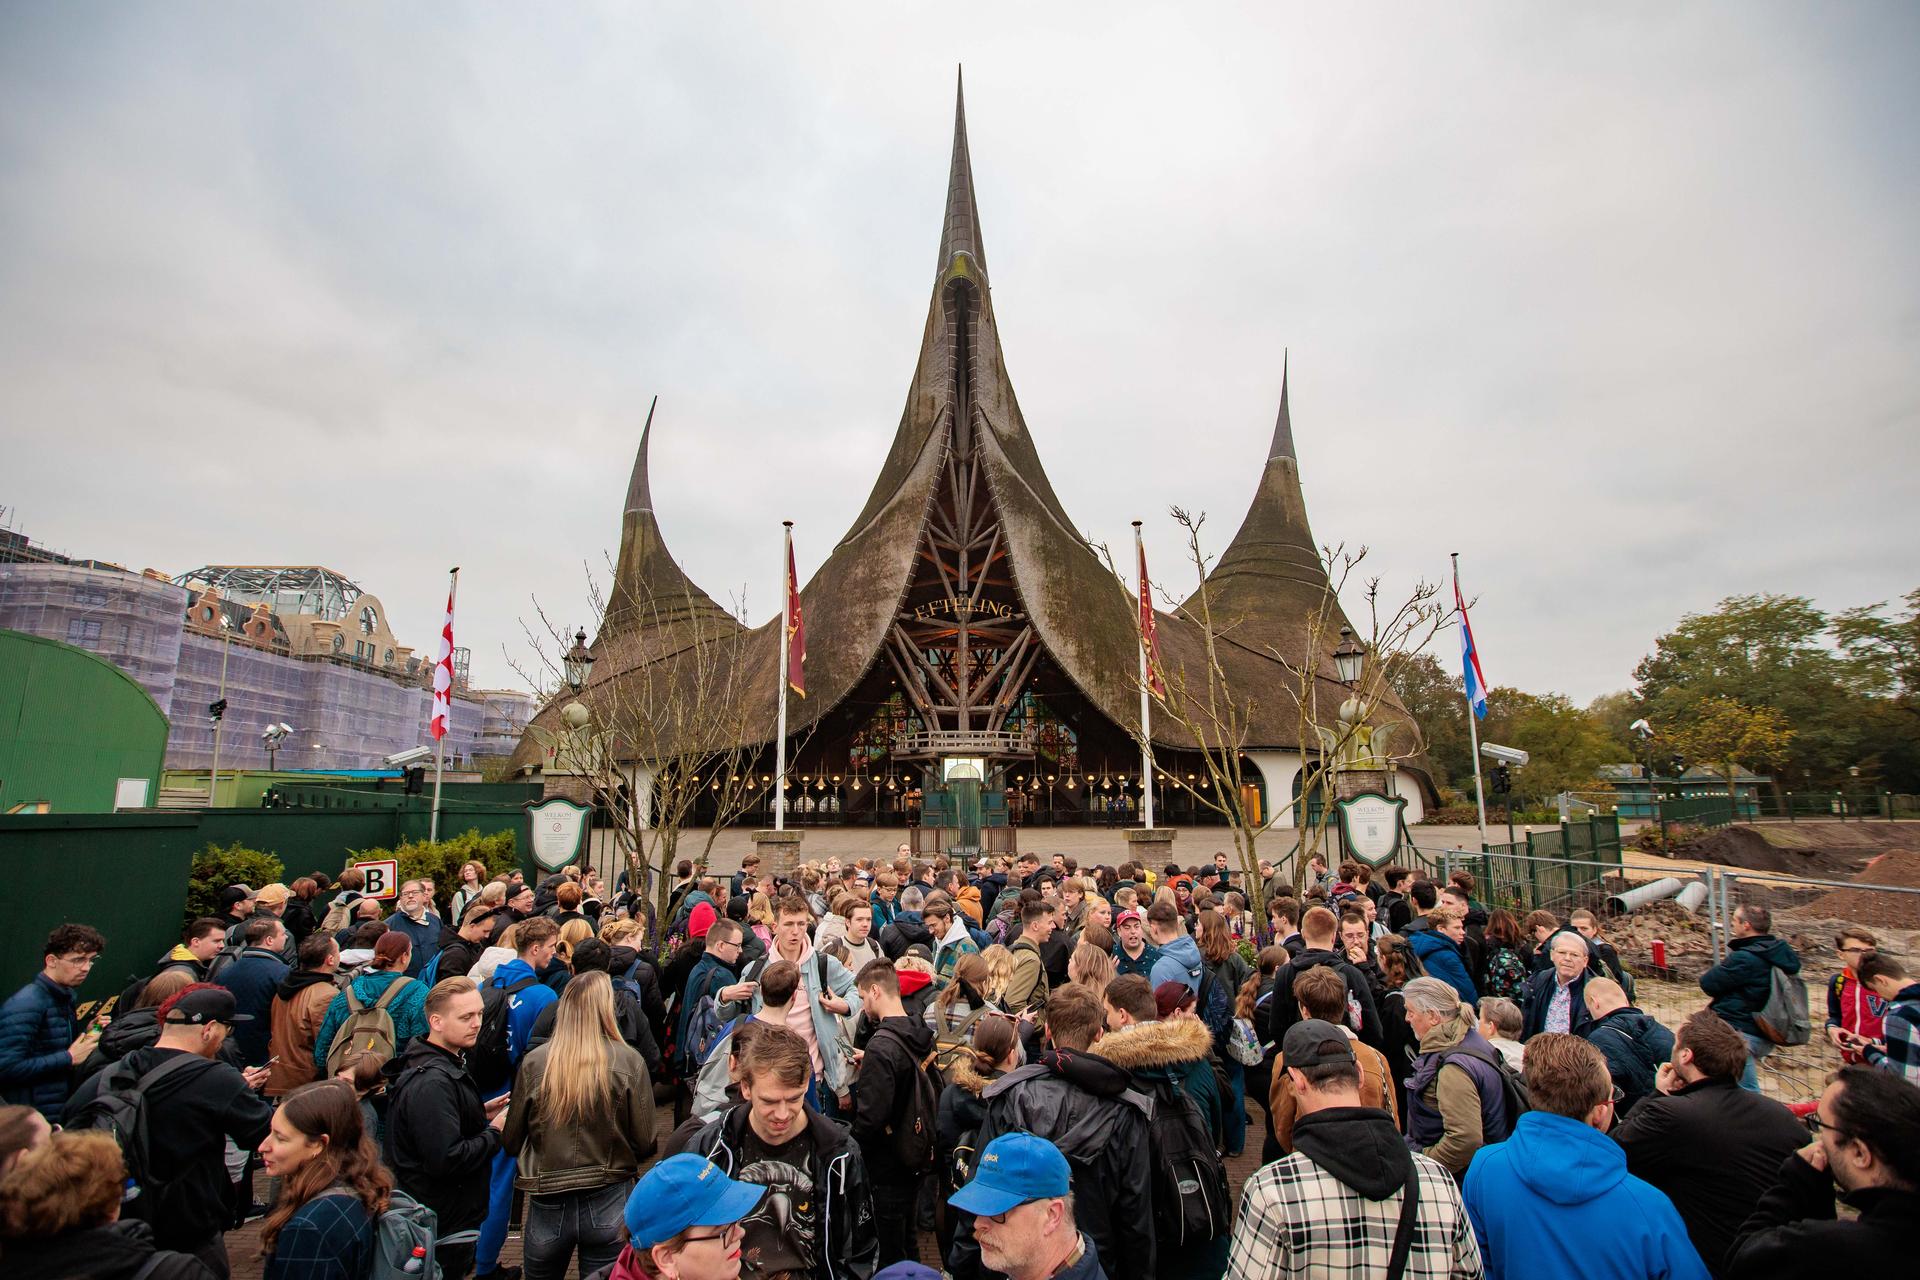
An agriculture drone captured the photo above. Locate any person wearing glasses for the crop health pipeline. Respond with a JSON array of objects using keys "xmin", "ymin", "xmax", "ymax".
[
  {"xmin": 948, "ymin": 1132, "xmax": 1106, "ymax": 1280},
  {"xmin": 1724, "ymin": 1065, "xmax": 1920, "ymax": 1275},
  {"xmin": 1463, "ymin": 1033, "xmax": 1708, "ymax": 1280},
  {"xmin": 0, "ymin": 925, "xmax": 110, "ymax": 1125},
  {"xmin": 1614, "ymin": 1010, "xmax": 1809, "ymax": 1276},
  {"xmin": 65, "ymin": 984, "xmax": 275, "ymax": 1277},
  {"xmin": 1824, "ymin": 926, "xmax": 1887, "ymax": 1064},
  {"xmin": 587, "ymin": 1153, "xmax": 765, "ymax": 1280}
]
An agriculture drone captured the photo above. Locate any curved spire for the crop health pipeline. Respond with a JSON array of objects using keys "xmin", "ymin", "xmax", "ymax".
[
  {"xmin": 624, "ymin": 396, "xmax": 658, "ymax": 515},
  {"xmin": 937, "ymin": 66, "xmax": 987, "ymax": 282},
  {"xmin": 1269, "ymin": 349, "xmax": 1295, "ymax": 462}
]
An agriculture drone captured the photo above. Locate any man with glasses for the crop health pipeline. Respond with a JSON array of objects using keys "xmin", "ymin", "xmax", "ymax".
[
  {"xmin": 1614, "ymin": 1010, "xmax": 1809, "ymax": 1276},
  {"xmin": 1725, "ymin": 1065, "xmax": 1919, "ymax": 1274},
  {"xmin": 950, "ymin": 1132, "xmax": 1107, "ymax": 1280},
  {"xmin": 1464, "ymin": 1033, "xmax": 1707, "ymax": 1280},
  {"xmin": 1824, "ymin": 926, "xmax": 1886, "ymax": 1064},
  {"xmin": 0, "ymin": 924, "xmax": 108, "ymax": 1123},
  {"xmin": 67, "ymin": 984, "xmax": 273, "ymax": 1278}
]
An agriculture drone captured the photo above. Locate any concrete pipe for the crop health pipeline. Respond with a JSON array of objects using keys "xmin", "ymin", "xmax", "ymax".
[
  {"xmin": 1675, "ymin": 880, "xmax": 1710, "ymax": 913},
  {"xmin": 1607, "ymin": 877, "xmax": 1686, "ymax": 915}
]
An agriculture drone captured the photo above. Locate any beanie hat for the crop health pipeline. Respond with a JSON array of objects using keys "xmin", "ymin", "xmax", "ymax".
[{"xmin": 689, "ymin": 901, "xmax": 718, "ymax": 940}]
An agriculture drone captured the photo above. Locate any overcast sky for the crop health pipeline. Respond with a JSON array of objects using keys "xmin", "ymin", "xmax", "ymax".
[{"xmin": 3, "ymin": 3, "xmax": 1915, "ymax": 705}]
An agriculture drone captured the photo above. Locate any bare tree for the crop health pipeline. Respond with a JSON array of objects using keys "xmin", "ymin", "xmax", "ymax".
[{"xmin": 1105, "ymin": 509, "xmax": 1446, "ymax": 911}]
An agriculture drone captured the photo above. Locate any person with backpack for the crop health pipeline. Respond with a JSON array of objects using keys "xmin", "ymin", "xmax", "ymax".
[
  {"xmin": 1262, "ymin": 906, "xmax": 1386, "ymax": 1056},
  {"xmin": 935, "ymin": 1013, "xmax": 1019, "ymax": 1261},
  {"xmin": 214, "ymin": 916, "xmax": 290, "ymax": 1067},
  {"xmin": 850, "ymin": 958, "xmax": 940, "ymax": 1268},
  {"xmin": 1002, "ymin": 900, "xmax": 1055, "ymax": 1016},
  {"xmin": 383, "ymin": 976, "xmax": 510, "ymax": 1279},
  {"xmin": 1196, "ymin": 910, "xmax": 1253, "ymax": 1156},
  {"xmin": 1402, "ymin": 977, "xmax": 1517, "ymax": 1182},
  {"xmin": 1267, "ymin": 966, "xmax": 1399, "ymax": 1150},
  {"xmin": 311, "ymin": 932, "xmax": 428, "ymax": 1077},
  {"xmin": 683, "ymin": 1024, "xmax": 880, "ymax": 1280},
  {"xmin": 65, "ymin": 984, "xmax": 274, "ymax": 1277},
  {"xmin": 925, "ymin": 899, "xmax": 980, "ymax": 984},
  {"xmin": 432, "ymin": 902, "xmax": 502, "ymax": 987},
  {"xmin": 1698, "ymin": 903, "xmax": 1802, "ymax": 1091},
  {"xmin": 1227, "ymin": 1020, "xmax": 1482, "ymax": 1280},
  {"xmin": 266, "ymin": 932, "xmax": 340, "ymax": 1098},
  {"xmin": 255, "ymin": 1077, "xmax": 391, "ymax": 1280},
  {"xmin": 949, "ymin": 985, "xmax": 1153, "ymax": 1280},
  {"xmin": 749, "ymin": 898, "xmax": 864, "ymax": 1113},
  {"xmin": 0, "ymin": 1130, "xmax": 217, "ymax": 1280},
  {"xmin": 526, "ymin": 938, "xmax": 662, "ymax": 1075},
  {"xmin": 499, "ymin": 971, "xmax": 656, "ymax": 1279},
  {"xmin": 473, "ymin": 915, "xmax": 563, "ymax": 1280},
  {"xmin": 0, "ymin": 924, "xmax": 108, "ymax": 1124},
  {"xmin": 1464, "ymin": 1034, "xmax": 1708, "ymax": 1280},
  {"xmin": 1097, "ymin": 975, "xmax": 1230, "ymax": 1280},
  {"xmin": 1578, "ymin": 977, "xmax": 1674, "ymax": 1117}
]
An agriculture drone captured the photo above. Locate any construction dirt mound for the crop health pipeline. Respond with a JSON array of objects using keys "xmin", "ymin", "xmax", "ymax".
[
  {"xmin": 1804, "ymin": 850, "xmax": 1920, "ymax": 930},
  {"xmin": 1677, "ymin": 823, "xmax": 1920, "ymax": 879}
]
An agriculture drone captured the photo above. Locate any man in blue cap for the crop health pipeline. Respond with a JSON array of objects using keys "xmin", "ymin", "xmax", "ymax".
[
  {"xmin": 603, "ymin": 1153, "xmax": 766, "ymax": 1280},
  {"xmin": 949, "ymin": 1133, "xmax": 1108, "ymax": 1280}
]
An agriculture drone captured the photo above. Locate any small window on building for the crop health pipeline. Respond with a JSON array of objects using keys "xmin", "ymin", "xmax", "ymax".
[
  {"xmin": 66, "ymin": 618, "xmax": 103, "ymax": 644},
  {"xmin": 355, "ymin": 640, "xmax": 365, "ymax": 658},
  {"xmin": 384, "ymin": 648, "xmax": 394, "ymax": 664}
]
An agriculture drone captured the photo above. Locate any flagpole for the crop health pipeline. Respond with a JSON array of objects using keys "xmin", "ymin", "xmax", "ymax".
[
  {"xmin": 1452, "ymin": 553, "xmax": 1489, "ymax": 851},
  {"xmin": 1134, "ymin": 521, "xmax": 1154, "ymax": 830},
  {"xmin": 775, "ymin": 522, "xmax": 791, "ymax": 833},
  {"xmin": 430, "ymin": 566, "xmax": 459, "ymax": 844}
]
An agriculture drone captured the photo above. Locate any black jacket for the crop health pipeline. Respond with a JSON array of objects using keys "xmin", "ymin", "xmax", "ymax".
[
  {"xmin": 850, "ymin": 1015, "xmax": 937, "ymax": 1182},
  {"xmin": 684, "ymin": 1103, "xmax": 879, "ymax": 1280},
  {"xmin": 215, "ymin": 948, "xmax": 290, "ymax": 1065},
  {"xmin": 1580, "ymin": 1006, "xmax": 1674, "ymax": 1116},
  {"xmin": 66, "ymin": 1046, "xmax": 274, "ymax": 1253},
  {"xmin": 608, "ymin": 944, "xmax": 670, "ymax": 1042},
  {"xmin": 952, "ymin": 1048, "xmax": 1153, "ymax": 1280},
  {"xmin": 1380, "ymin": 891, "xmax": 1412, "ymax": 934},
  {"xmin": 935, "ymin": 1059, "xmax": 1002, "ymax": 1191},
  {"xmin": 435, "ymin": 935, "xmax": 485, "ymax": 982},
  {"xmin": 1699, "ymin": 934, "xmax": 1801, "ymax": 1037},
  {"xmin": 381, "ymin": 1037, "xmax": 501, "ymax": 1233},
  {"xmin": 0, "ymin": 1219, "xmax": 214, "ymax": 1280},
  {"xmin": 1264, "ymin": 947, "xmax": 1386, "ymax": 1053},
  {"xmin": 878, "ymin": 913, "xmax": 935, "ymax": 961},
  {"xmin": 1725, "ymin": 1152, "xmax": 1913, "ymax": 1278},
  {"xmin": 527, "ymin": 982, "xmax": 662, "ymax": 1076},
  {"xmin": 1520, "ymin": 968, "xmax": 1593, "ymax": 1041},
  {"xmin": 1614, "ymin": 1077, "xmax": 1814, "ymax": 1276}
]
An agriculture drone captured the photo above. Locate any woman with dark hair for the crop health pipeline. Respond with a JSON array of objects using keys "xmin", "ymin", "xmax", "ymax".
[
  {"xmin": 256, "ymin": 1079, "xmax": 392, "ymax": 1280},
  {"xmin": 934, "ymin": 1013, "xmax": 1021, "ymax": 1260},
  {"xmin": 0, "ymin": 1131, "xmax": 213, "ymax": 1279},
  {"xmin": 1481, "ymin": 908, "xmax": 1529, "ymax": 1001},
  {"xmin": 283, "ymin": 877, "xmax": 321, "ymax": 946},
  {"xmin": 311, "ymin": 931, "xmax": 427, "ymax": 1074},
  {"xmin": 449, "ymin": 859, "xmax": 491, "ymax": 926},
  {"xmin": 1375, "ymin": 933, "xmax": 1425, "ymax": 1129},
  {"xmin": 1196, "ymin": 908, "xmax": 1253, "ymax": 1155}
]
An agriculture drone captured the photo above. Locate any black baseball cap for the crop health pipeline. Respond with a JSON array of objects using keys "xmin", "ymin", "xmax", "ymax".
[
  {"xmin": 1281, "ymin": 1018, "xmax": 1355, "ymax": 1068},
  {"xmin": 163, "ymin": 987, "xmax": 253, "ymax": 1026}
]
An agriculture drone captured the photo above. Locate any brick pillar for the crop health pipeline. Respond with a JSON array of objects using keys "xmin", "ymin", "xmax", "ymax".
[
  {"xmin": 752, "ymin": 829, "xmax": 805, "ymax": 877},
  {"xmin": 1125, "ymin": 826, "xmax": 1177, "ymax": 865}
]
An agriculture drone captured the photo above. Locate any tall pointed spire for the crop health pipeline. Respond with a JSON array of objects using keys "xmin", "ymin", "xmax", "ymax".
[
  {"xmin": 1269, "ymin": 349, "xmax": 1295, "ymax": 462},
  {"xmin": 624, "ymin": 396, "xmax": 658, "ymax": 515},
  {"xmin": 937, "ymin": 67, "xmax": 986, "ymax": 281}
]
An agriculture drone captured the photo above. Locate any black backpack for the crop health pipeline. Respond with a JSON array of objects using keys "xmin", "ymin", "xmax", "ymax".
[
  {"xmin": 1437, "ymin": 1044, "xmax": 1531, "ymax": 1141},
  {"xmin": 471, "ymin": 975, "xmax": 537, "ymax": 1094},
  {"xmin": 876, "ymin": 1026, "xmax": 941, "ymax": 1174},
  {"xmin": 1145, "ymin": 1076, "xmax": 1231, "ymax": 1246},
  {"xmin": 70, "ymin": 1053, "xmax": 207, "ymax": 1223}
]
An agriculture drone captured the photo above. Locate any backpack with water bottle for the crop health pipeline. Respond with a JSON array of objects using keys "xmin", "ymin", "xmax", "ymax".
[{"xmin": 367, "ymin": 1188, "xmax": 478, "ymax": 1279}]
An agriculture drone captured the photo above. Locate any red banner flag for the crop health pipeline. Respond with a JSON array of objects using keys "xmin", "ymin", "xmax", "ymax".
[
  {"xmin": 786, "ymin": 539, "xmax": 806, "ymax": 698},
  {"xmin": 1138, "ymin": 538, "xmax": 1165, "ymax": 696},
  {"xmin": 430, "ymin": 588, "xmax": 455, "ymax": 739}
]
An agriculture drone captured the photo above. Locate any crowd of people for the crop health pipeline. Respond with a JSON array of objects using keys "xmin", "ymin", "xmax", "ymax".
[{"xmin": 0, "ymin": 845, "xmax": 1916, "ymax": 1280}]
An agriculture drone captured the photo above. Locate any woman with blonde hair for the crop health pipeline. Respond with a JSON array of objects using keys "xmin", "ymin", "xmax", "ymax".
[
  {"xmin": 978, "ymin": 943, "xmax": 1015, "ymax": 1006},
  {"xmin": 450, "ymin": 859, "xmax": 491, "ymax": 925},
  {"xmin": 550, "ymin": 917, "xmax": 596, "ymax": 991},
  {"xmin": 745, "ymin": 892, "xmax": 775, "ymax": 949},
  {"xmin": 256, "ymin": 1078, "xmax": 392, "ymax": 1279},
  {"xmin": 501, "ymin": 970, "xmax": 656, "ymax": 1279},
  {"xmin": 1067, "ymin": 940, "xmax": 1115, "ymax": 994}
]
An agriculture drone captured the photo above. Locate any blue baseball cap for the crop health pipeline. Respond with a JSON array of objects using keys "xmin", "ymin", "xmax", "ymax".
[
  {"xmin": 947, "ymin": 1132, "xmax": 1071, "ymax": 1216},
  {"xmin": 623, "ymin": 1154, "xmax": 766, "ymax": 1249}
]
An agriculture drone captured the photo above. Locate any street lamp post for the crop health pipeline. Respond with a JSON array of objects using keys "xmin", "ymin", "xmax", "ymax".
[{"xmin": 564, "ymin": 628, "xmax": 595, "ymax": 694}]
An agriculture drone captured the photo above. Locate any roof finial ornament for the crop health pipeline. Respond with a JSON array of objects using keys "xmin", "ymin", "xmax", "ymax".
[
  {"xmin": 938, "ymin": 65, "xmax": 987, "ymax": 282},
  {"xmin": 624, "ymin": 395, "xmax": 660, "ymax": 516},
  {"xmin": 1269, "ymin": 350, "xmax": 1296, "ymax": 463}
]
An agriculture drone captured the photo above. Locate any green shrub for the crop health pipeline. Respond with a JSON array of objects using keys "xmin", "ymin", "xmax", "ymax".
[
  {"xmin": 186, "ymin": 842, "xmax": 286, "ymax": 924},
  {"xmin": 348, "ymin": 829, "xmax": 518, "ymax": 900}
]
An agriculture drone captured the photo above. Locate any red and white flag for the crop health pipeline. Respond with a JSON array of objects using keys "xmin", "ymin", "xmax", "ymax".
[
  {"xmin": 430, "ymin": 588, "xmax": 455, "ymax": 740},
  {"xmin": 1138, "ymin": 537, "xmax": 1165, "ymax": 696},
  {"xmin": 785, "ymin": 538, "xmax": 806, "ymax": 698}
]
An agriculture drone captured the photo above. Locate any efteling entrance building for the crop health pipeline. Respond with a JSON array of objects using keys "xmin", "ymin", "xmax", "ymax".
[{"xmin": 511, "ymin": 83, "xmax": 1433, "ymax": 853}]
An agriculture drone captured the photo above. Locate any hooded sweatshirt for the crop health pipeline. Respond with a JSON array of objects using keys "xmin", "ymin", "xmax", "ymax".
[
  {"xmin": 1463, "ymin": 1110, "xmax": 1710, "ymax": 1280},
  {"xmin": 1149, "ymin": 931, "xmax": 1206, "ymax": 994},
  {"xmin": 851, "ymin": 1011, "xmax": 938, "ymax": 1180}
]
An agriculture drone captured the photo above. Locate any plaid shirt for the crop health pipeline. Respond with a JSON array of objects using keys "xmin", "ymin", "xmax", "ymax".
[
  {"xmin": 1225, "ymin": 1149, "xmax": 1483, "ymax": 1280},
  {"xmin": 1865, "ymin": 988, "xmax": 1920, "ymax": 1085}
]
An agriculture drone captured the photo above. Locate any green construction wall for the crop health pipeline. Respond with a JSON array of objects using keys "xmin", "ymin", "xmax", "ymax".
[
  {"xmin": 0, "ymin": 805, "xmax": 523, "ymax": 1003},
  {"xmin": 0, "ymin": 630, "xmax": 167, "ymax": 814}
]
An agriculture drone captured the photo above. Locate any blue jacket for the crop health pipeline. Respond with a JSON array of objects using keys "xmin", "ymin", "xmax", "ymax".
[
  {"xmin": 1149, "ymin": 932, "xmax": 1205, "ymax": 993},
  {"xmin": 1409, "ymin": 930, "xmax": 1480, "ymax": 1006},
  {"xmin": 313, "ymin": 970, "xmax": 431, "ymax": 1074},
  {"xmin": 486, "ymin": 958, "xmax": 556, "ymax": 1068},
  {"xmin": 263, "ymin": 1189, "xmax": 376, "ymax": 1280},
  {"xmin": 1699, "ymin": 935, "xmax": 1799, "ymax": 1036},
  {"xmin": 383, "ymin": 911, "xmax": 443, "ymax": 978},
  {"xmin": 0, "ymin": 974, "xmax": 79, "ymax": 1122},
  {"xmin": 1464, "ymin": 1110, "xmax": 1710, "ymax": 1280},
  {"xmin": 674, "ymin": 952, "xmax": 738, "ymax": 1068},
  {"xmin": 216, "ymin": 948, "xmax": 290, "ymax": 1065},
  {"xmin": 869, "ymin": 892, "xmax": 899, "ymax": 929}
]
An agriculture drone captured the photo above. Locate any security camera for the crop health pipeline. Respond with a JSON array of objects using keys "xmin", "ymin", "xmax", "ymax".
[
  {"xmin": 1629, "ymin": 718, "xmax": 1653, "ymax": 738},
  {"xmin": 1479, "ymin": 742, "xmax": 1531, "ymax": 767},
  {"xmin": 383, "ymin": 746, "xmax": 433, "ymax": 768}
]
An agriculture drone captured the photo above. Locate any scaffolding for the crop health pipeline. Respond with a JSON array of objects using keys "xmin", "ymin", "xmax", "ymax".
[
  {"xmin": 0, "ymin": 563, "xmax": 186, "ymax": 713},
  {"xmin": 172, "ymin": 566, "xmax": 363, "ymax": 622}
]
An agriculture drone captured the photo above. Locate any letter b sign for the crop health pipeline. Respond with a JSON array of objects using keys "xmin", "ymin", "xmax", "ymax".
[{"xmin": 355, "ymin": 858, "xmax": 399, "ymax": 900}]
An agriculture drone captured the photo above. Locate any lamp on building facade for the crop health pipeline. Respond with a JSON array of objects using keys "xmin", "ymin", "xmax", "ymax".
[
  {"xmin": 563, "ymin": 628, "xmax": 595, "ymax": 693},
  {"xmin": 1333, "ymin": 626, "xmax": 1365, "ymax": 686}
]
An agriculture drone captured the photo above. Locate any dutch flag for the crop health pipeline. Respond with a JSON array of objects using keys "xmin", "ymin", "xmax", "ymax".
[{"xmin": 1455, "ymin": 571, "xmax": 1488, "ymax": 721}]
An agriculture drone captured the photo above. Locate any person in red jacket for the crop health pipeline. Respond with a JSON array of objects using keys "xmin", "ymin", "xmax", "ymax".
[{"xmin": 1826, "ymin": 926, "xmax": 1887, "ymax": 1065}]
